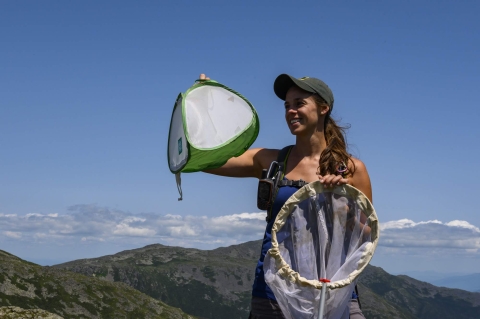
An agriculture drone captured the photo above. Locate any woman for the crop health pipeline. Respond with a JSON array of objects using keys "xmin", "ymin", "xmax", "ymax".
[{"xmin": 203, "ymin": 73, "xmax": 371, "ymax": 319}]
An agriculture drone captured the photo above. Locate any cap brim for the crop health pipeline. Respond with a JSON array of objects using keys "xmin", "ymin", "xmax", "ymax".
[{"xmin": 274, "ymin": 74, "xmax": 316, "ymax": 100}]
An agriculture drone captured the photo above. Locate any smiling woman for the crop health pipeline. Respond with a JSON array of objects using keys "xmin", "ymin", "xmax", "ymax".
[{"xmin": 204, "ymin": 73, "xmax": 372, "ymax": 319}]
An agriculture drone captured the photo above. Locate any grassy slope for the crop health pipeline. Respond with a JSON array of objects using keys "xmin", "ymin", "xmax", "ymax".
[
  {"xmin": 55, "ymin": 240, "xmax": 480, "ymax": 319},
  {"xmin": 0, "ymin": 250, "xmax": 197, "ymax": 319},
  {"xmin": 359, "ymin": 265, "xmax": 480, "ymax": 319},
  {"xmin": 55, "ymin": 241, "xmax": 260, "ymax": 319}
]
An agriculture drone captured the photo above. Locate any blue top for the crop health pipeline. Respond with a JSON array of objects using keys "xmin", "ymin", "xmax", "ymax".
[{"xmin": 252, "ymin": 182, "xmax": 299, "ymax": 300}]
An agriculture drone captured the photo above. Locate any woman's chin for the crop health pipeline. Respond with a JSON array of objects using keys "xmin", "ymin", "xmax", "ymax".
[
  {"xmin": 289, "ymin": 127, "xmax": 303, "ymax": 135},
  {"xmin": 288, "ymin": 123, "xmax": 300, "ymax": 130}
]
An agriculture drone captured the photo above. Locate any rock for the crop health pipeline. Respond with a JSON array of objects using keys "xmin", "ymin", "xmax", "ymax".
[{"xmin": 0, "ymin": 306, "xmax": 64, "ymax": 319}]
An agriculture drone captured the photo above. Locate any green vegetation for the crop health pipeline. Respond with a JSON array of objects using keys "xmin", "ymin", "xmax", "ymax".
[
  {"xmin": 200, "ymin": 266, "xmax": 216, "ymax": 282},
  {"xmin": 0, "ymin": 250, "xmax": 196, "ymax": 319},
  {"xmin": 54, "ymin": 242, "xmax": 260, "ymax": 319},
  {"xmin": 3, "ymin": 240, "xmax": 479, "ymax": 319},
  {"xmin": 56, "ymin": 241, "xmax": 480, "ymax": 319},
  {"xmin": 359, "ymin": 265, "xmax": 480, "ymax": 319}
]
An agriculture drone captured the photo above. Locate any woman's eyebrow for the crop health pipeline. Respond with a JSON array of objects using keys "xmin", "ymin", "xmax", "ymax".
[{"xmin": 285, "ymin": 98, "xmax": 304, "ymax": 106}]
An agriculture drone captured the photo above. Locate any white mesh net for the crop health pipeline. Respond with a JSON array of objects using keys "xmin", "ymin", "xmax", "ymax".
[
  {"xmin": 185, "ymin": 85, "xmax": 254, "ymax": 149},
  {"xmin": 264, "ymin": 182, "xmax": 379, "ymax": 319}
]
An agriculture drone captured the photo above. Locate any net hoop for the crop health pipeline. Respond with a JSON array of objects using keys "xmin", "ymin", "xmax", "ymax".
[{"xmin": 268, "ymin": 181, "xmax": 379, "ymax": 290}]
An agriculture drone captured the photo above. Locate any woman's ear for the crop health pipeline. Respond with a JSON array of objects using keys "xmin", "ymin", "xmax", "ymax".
[{"xmin": 320, "ymin": 104, "xmax": 330, "ymax": 115}]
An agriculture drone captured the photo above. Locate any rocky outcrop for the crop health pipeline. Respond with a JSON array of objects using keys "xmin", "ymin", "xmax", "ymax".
[
  {"xmin": 0, "ymin": 306, "xmax": 63, "ymax": 319},
  {"xmin": 0, "ymin": 250, "xmax": 196, "ymax": 319}
]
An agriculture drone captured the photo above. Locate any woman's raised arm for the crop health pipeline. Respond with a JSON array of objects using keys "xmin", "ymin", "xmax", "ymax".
[
  {"xmin": 197, "ymin": 73, "xmax": 278, "ymax": 179},
  {"xmin": 204, "ymin": 148, "xmax": 278, "ymax": 179}
]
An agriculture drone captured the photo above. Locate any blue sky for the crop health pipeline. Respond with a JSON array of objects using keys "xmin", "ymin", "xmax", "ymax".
[{"xmin": 1, "ymin": 1, "xmax": 480, "ymax": 275}]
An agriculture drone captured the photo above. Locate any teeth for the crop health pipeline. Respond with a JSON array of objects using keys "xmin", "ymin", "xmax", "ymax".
[{"xmin": 290, "ymin": 119, "xmax": 300, "ymax": 124}]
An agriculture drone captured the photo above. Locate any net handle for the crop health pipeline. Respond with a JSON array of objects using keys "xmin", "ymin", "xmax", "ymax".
[{"xmin": 318, "ymin": 279, "xmax": 330, "ymax": 319}]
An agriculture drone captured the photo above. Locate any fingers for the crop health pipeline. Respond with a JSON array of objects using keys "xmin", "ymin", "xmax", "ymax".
[
  {"xmin": 199, "ymin": 74, "xmax": 210, "ymax": 80},
  {"xmin": 318, "ymin": 174, "xmax": 349, "ymax": 188}
]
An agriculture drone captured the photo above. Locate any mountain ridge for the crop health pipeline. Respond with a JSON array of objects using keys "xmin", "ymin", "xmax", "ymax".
[
  {"xmin": 0, "ymin": 249, "xmax": 196, "ymax": 319},
  {"xmin": 54, "ymin": 240, "xmax": 480, "ymax": 319},
  {"xmin": 1, "ymin": 241, "xmax": 479, "ymax": 319}
]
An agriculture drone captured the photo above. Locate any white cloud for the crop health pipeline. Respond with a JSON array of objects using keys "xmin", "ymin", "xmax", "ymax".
[
  {"xmin": 380, "ymin": 219, "xmax": 480, "ymax": 232},
  {"xmin": 169, "ymin": 225, "xmax": 198, "ymax": 237},
  {"xmin": 80, "ymin": 236, "xmax": 105, "ymax": 242},
  {"xmin": 2, "ymin": 206, "xmax": 479, "ymax": 259},
  {"xmin": 379, "ymin": 219, "xmax": 480, "ymax": 253},
  {"xmin": 113, "ymin": 224, "xmax": 156, "ymax": 237},
  {"xmin": 381, "ymin": 219, "xmax": 442, "ymax": 230},
  {"xmin": 0, "ymin": 214, "xmax": 17, "ymax": 217},
  {"xmin": 3, "ymin": 231, "xmax": 21, "ymax": 239},
  {"xmin": 0, "ymin": 205, "xmax": 266, "ymax": 248},
  {"xmin": 445, "ymin": 220, "xmax": 480, "ymax": 232},
  {"xmin": 122, "ymin": 217, "xmax": 146, "ymax": 223}
]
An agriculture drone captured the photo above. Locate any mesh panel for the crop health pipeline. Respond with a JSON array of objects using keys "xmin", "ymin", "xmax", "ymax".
[
  {"xmin": 264, "ymin": 182, "xmax": 378, "ymax": 319},
  {"xmin": 185, "ymin": 86, "xmax": 253, "ymax": 149},
  {"xmin": 168, "ymin": 96, "xmax": 188, "ymax": 172}
]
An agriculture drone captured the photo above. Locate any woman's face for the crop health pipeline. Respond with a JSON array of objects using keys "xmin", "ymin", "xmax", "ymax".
[{"xmin": 284, "ymin": 86, "xmax": 326, "ymax": 135}]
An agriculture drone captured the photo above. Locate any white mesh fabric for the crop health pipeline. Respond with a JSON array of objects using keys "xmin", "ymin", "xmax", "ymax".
[
  {"xmin": 168, "ymin": 96, "xmax": 188, "ymax": 172},
  {"xmin": 185, "ymin": 86, "xmax": 253, "ymax": 149},
  {"xmin": 264, "ymin": 182, "xmax": 379, "ymax": 319}
]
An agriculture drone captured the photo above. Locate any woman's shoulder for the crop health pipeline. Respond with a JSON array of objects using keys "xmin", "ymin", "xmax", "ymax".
[
  {"xmin": 249, "ymin": 147, "xmax": 281, "ymax": 170},
  {"xmin": 349, "ymin": 157, "xmax": 368, "ymax": 174},
  {"xmin": 348, "ymin": 157, "xmax": 372, "ymax": 201}
]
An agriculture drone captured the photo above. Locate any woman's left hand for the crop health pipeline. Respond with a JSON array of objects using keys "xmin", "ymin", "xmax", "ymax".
[{"xmin": 318, "ymin": 174, "xmax": 349, "ymax": 188}]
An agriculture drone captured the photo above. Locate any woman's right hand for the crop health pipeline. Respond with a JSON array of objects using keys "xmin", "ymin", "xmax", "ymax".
[{"xmin": 318, "ymin": 174, "xmax": 349, "ymax": 188}]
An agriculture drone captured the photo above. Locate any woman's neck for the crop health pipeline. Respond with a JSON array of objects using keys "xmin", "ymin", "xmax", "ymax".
[{"xmin": 294, "ymin": 131, "xmax": 327, "ymax": 159}]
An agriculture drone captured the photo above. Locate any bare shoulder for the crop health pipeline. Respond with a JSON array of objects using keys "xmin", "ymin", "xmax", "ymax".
[
  {"xmin": 251, "ymin": 148, "xmax": 280, "ymax": 170},
  {"xmin": 350, "ymin": 157, "xmax": 368, "ymax": 176},
  {"xmin": 349, "ymin": 157, "xmax": 373, "ymax": 202}
]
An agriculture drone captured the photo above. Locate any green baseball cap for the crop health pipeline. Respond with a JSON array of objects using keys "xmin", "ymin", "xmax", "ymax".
[{"xmin": 274, "ymin": 74, "xmax": 334, "ymax": 110}]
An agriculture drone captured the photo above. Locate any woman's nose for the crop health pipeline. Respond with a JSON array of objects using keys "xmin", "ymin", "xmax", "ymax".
[{"xmin": 286, "ymin": 107, "xmax": 297, "ymax": 114}]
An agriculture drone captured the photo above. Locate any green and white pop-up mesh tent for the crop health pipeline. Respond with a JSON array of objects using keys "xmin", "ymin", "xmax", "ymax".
[
  {"xmin": 264, "ymin": 181, "xmax": 379, "ymax": 319},
  {"xmin": 168, "ymin": 79, "xmax": 259, "ymax": 199}
]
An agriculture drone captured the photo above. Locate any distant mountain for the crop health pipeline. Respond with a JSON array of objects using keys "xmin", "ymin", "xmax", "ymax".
[
  {"xmin": 0, "ymin": 250, "xmax": 196, "ymax": 319},
  {"xmin": 394, "ymin": 270, "xmax": 468, "ymax": 283},
  {"xmin": 359, "ymin": 266, "xmax": 480, "ymax": 319},
  {"xmin": 55, "ymin": 241, "xmax": 260, "ymax": 319},
  {"xmin": 431, "ymin": 273, "xmax": 480, "ymax": 292},
  {"xmin": 395, "ymin": 271, "xmax": 480, "ymax": 293},
  {"xmin": 55, "ymin": 240, "xmax": 480, "ymax": 319}
]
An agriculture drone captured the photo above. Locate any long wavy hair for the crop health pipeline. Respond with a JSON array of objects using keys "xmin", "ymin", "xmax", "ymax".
[{"xmin": 312, "ymin": 95, "xmax": 356, "ymax": 177}]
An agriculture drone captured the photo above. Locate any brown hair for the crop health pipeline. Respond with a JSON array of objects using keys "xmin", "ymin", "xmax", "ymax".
[{"xmin": 312, "ymin": 95, "xmax": 356, "ymax": 177}]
